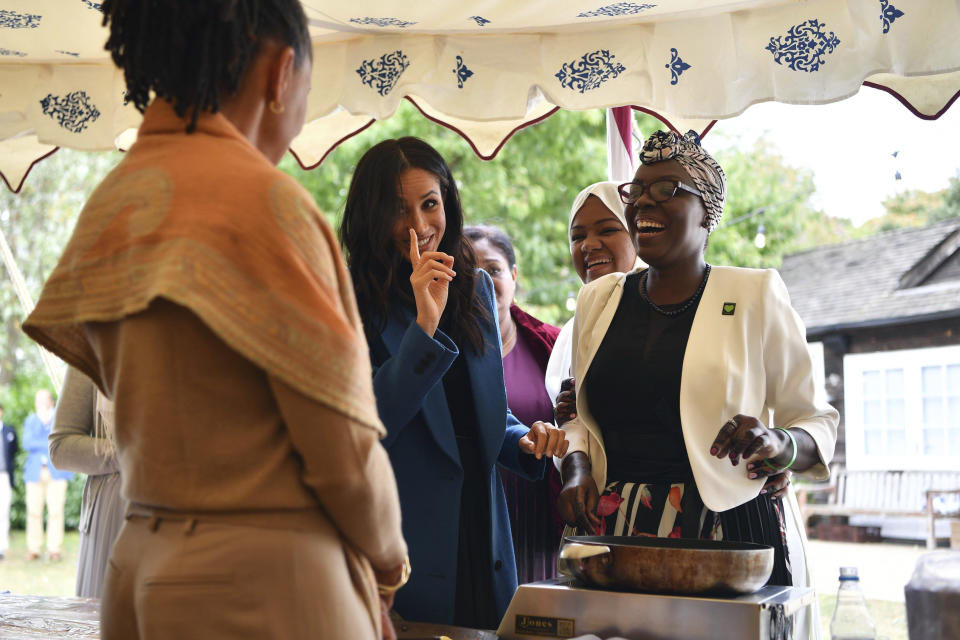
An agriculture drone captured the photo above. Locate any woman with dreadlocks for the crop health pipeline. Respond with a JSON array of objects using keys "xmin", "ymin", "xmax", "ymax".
[
  {"xmin": 556, "ymin": 130, "xmax": 838, "ymax": 639},
  {"xmin": 23, "ymin": 2, "xmax": 407, "ymax": 639}
]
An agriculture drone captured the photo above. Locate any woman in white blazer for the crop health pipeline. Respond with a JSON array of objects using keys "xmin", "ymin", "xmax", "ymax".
[
  {"xmin": 556, "ymin": 130, "xmax": 837, "ymax": 638},
  {"xmin": 548, "ymin": 182, "xmax": 795, "ymax": 499}
]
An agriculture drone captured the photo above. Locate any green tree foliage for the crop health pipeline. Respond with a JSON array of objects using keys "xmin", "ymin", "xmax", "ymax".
[
  {"xmin": 859, "ymin": 172, "xmax": 959, "ymax": 234},
  {"xmin": 872, "ymin": 188, "xmax": 946, "ymax": 231},
  {"xmin": 0, "ymin": 149, "xmax": 119, "ymax": 530},
  {"xmin": 937, "ymin": 174, "xmax": 960, "ymax": 221},
  {"xmin": 707, "ymin": 139, "xmax": 856, "ymax": 269},
  {"xmin": 0, "ymin": 149, "xmax": 122, "ymax": 386}
]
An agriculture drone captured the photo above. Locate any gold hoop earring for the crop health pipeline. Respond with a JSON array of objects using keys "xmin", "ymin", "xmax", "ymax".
[{"xmin": 269, "ymin": 100, "xmax": 285, "ymax": 115}]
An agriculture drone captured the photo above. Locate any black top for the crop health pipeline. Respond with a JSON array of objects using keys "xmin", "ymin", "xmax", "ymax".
[
  {"xmin": 584, "ymin": 271, "xmax": 702, "ymax": 484},
  {"xmin": 443, "ymin": 353, "xmax": 499, "ymax": 629}
]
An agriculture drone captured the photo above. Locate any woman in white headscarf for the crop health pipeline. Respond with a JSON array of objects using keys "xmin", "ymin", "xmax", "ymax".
[{"xmin": 544, "ymin": 182, "xmax": 643, "ymax": 403}]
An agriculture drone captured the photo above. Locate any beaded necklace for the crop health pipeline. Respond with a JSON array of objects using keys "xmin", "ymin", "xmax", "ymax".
[{"xmin": 640, "ymin": 264, "xmax": 712, "ymax": 317}]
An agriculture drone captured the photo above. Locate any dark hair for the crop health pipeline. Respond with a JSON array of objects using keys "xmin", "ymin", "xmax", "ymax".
[
  {"xmin": 464, "ymin": 225, "xmax": 517, "ymax": 269},
  {"xmin": 102, "ymin": 0, "xmax": 311, "ymax": 131},
  {"xmin": 340, "ymin": 137, "xmax": 489, "ymax": 355}
]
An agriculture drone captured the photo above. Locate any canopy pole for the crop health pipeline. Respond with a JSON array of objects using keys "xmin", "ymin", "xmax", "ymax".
[
  {"xmin": 606, "ymin": 107, "xmax": 636, "ymax": 183},
  {"xmin": 0, "ymin": 217, "xmax": 62, "ymax": 394}
]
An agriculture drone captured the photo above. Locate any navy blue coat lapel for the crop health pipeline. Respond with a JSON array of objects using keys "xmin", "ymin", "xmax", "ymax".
[{"xmin": 379, "ymin": 309, "xmax": 461, "ymax": 469}]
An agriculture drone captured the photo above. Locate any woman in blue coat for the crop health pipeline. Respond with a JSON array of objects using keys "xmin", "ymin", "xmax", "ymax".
[{"xmin": 340, "ymin": 137, "xmax": 568, "ymax": 629}]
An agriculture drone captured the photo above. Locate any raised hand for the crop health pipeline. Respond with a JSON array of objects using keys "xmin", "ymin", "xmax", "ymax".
[
  {"xmin": 518, "ymin": 421, "xmax": 570, "ymax": 459},
  {"xmin": 408, "ymin": 228, "xmax": 455, "ymax": 337}
]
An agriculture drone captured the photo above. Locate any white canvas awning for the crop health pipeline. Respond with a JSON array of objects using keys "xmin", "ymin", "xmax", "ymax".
[{"xmin": 1, "ymin": 0, "xmax": 959, "ymax": 191}]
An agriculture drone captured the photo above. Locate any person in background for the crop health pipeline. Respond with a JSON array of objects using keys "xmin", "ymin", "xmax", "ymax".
[
  {"xmin": 464, "ymin": 224, "xmax": 564, "ymax": 584},
  {"xmin": 23, "ymin": 1, "xmax": 407, "ymax": 638},
  {"xmin": 340, "ymin": 137, "xmax": 568, "ymax": 629},
  {"xmin": 0, "ymin": 403, "xmax": 18, "ymax": 561},
  {"xmin": 23, "ymin": 388, "xmax": 72, "ymax": 561},
  {"xmin": 545, "ymin": 181, "xmax": 643, "ymax": 405},
  {"xmin": 556, "ymin": 130, "xmax": 836, "ymax": 640},
  {"xmin": 49, "ymin": 367, "xmax": 126, "ymax": 597}
]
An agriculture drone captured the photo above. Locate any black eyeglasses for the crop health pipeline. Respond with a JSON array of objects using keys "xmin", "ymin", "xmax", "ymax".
[{"xmin": 618, "ymin": 179, "xmax": 701, "ymax": 205}]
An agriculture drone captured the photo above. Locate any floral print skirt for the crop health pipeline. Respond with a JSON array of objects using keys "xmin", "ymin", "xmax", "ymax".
[{"xmin": 565, "ymin": 479, "xmax": 793, "ymax": 585}]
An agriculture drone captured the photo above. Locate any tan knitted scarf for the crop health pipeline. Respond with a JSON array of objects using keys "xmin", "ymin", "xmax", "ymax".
[{"xmin": 23, "ymin": 100, "xmax": 382, "ymax": 434}]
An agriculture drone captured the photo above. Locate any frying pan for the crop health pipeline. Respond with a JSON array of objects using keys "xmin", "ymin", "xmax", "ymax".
[{"xmin": 559, "ymin": 535, "xmax": 774, "ymax": 596}]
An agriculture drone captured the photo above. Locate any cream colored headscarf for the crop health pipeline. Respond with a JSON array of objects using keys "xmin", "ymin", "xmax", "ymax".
[
  {"xmin": 568, "ymin": 181, "xmax": 645, "ymax": 273},
  {"xmin": 546, "ymin": 182, "xmax": 643, "ymax": 403}
]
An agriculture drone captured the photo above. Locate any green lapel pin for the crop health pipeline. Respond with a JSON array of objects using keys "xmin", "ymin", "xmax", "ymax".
[{"xmin": 722, "ymin": 302, "xmax": 736, "ymax": 316}]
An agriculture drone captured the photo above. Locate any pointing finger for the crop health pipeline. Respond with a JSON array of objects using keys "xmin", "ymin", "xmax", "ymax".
[{"xmin": 408, "ymin": 228, "xmax": 420, "ymax": 264}]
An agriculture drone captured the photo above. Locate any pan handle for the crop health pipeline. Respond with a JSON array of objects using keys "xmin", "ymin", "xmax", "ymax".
[
  {"xmin": 558, "ymin": 543, "xmax": 611, "ymax": 561},
  {"xmin": 558, "ymin": 543, "xmax": 613, "ymax": 581}
]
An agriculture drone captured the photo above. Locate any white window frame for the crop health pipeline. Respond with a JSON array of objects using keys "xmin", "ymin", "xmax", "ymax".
[
  {"xmin": 807, "ymin": 341, "xmax": 827, "ymax": 405},
  {"xmin": 844, "ymin": 345, "xmax": 960, "ymax": 471}
]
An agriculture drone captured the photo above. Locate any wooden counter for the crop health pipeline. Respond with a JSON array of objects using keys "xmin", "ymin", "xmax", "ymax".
[
  {"xmin": 0, "ymin": 594, "xmax": 101, "ymax": 639},
  {"xmin": 394, "ymin": 617, "xmax": 499, "ymax": 639},
  {"xmin": 0, "ymin": 594, "xmax": 499, "ymax": 640}
]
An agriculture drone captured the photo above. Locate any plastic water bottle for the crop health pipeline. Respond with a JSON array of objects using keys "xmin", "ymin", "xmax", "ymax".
[{"xmin": 830, "ymin": 567, "xmax": 877, "ymax": 640}]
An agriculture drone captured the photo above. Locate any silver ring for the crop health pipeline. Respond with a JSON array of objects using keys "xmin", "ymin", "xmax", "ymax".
[{"xmin": 724, "ymin": 418, "xmax": 738, "ymax": 431}]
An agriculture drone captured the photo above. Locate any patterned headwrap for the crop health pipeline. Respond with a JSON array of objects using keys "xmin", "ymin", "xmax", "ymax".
[{"xmin": 639, "ymin": 130, "xmax": 726, "ymax": 232}]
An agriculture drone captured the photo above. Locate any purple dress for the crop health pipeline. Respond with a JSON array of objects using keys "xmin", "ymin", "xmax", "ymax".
[
  {"xmin": 500, "ymin": 306, "xmax": 563, "ymax": 584},
  {"xmin": 503, "ymin": 339, "xmax": 555, "ymax": 430}
]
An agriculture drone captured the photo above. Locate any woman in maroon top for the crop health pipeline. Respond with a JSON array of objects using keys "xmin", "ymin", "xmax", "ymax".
[{"xmin": 465, "ymin": 225, "xmax": 563, "ymax": 583}]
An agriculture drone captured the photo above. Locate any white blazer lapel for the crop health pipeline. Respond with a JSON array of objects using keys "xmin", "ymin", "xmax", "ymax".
[
  {"xmin": 568, "ymin": 273, "xmax": 628, "ymax": 491},
  {"xmin": 681, "ymin": 267, "xmax": 765, "ymax": 512},
  {"xmin": 579, "ymin": 276, "xmax": 626, "ymax": 383}
]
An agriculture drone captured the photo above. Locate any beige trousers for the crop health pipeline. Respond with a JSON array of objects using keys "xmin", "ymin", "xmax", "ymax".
[
  {"xmin": 102, "ymin": 511, "xmax": 380, "ymax": 640},
  {"xmin": 25, "ymin": 466, "xmax": 67, "ymax": 554}
]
